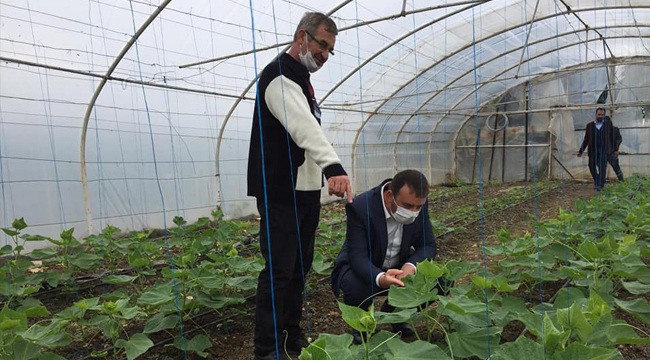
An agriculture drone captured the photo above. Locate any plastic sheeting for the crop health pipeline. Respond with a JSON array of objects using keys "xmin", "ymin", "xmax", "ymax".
[{"xmin": 1, "ymin": 0, "xmax": 650, "ymax": 251}]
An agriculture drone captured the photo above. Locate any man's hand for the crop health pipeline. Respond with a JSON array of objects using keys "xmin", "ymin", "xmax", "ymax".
[
  {"xmin": 378, "ymin": 269, "xmax": 405, "ymax": 289},
  {"xmin": 577, "ymin": 151, "xmax": 582, "ymax": 158},
  {"xmin": 396, "ymin": 264, "xmax": 416, "ymax": 280},
  {"xmin": 328, "ymin": 175, "xmax": 353, "ymax": 203},
  {"xmin": 614, "ymin": 151, "xmax": 619, "ymax": 158}
]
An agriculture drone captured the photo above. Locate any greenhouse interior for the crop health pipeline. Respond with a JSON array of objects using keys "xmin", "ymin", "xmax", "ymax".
[{"xmin": 1, "ymin": 0, "xmax": 650, "ymax": 359}]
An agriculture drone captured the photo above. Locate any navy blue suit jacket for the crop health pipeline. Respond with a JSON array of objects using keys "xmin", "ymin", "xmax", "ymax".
[{"xmin": 331, "ymin": 179, "xmax": 436, "ymax": 297}]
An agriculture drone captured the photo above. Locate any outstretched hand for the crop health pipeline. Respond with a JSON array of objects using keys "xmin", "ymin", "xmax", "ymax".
[{"xmin": 328, "ymin": 175, "xmax": 353, "ymax": 203}]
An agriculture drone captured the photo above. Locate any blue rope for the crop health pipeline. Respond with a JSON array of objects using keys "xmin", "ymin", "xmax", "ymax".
[
  {"xmin": 552, "ymin": 0, "xmax": 571, "ymax": 316},
  {"xmin": 410, "ymin": 0, "xmax": 428, "ymax": 260},
  {"xmin": 522, "ymin": 0, "xmax": 545, "ymax": 356},
  {"xmin": 126, "ymin": 2, "xmax": 188, "ymax": 358},
  {"xmin": 94, "ymin": 0, "xmax": 136, "ymax": 229},
  {"xmin": 470, "ymin": 4, "xmax": 491, "ymax": 357},
  {"xmin": 352, "ymin": 0, "xmax": 375, "ymax": 304},
  {"xmin": 25, "ymin": 0, "xmax": 66, "ymax": 230},
  {"xmin": 0, "ymin": 103, "xmax": 10, "ymax": 306},
  {"xmin": 247, "ymin": 1, "xmax": 281, "ymax": 358},
  {"xmin": 268, "ymin": 0, "xmax": 313, "ymax": 344}
]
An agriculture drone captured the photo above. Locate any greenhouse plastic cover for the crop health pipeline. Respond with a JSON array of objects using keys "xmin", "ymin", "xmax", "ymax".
[{"xmin": 1, "ymin": 0, "xmax": 649, "ymax": 250}]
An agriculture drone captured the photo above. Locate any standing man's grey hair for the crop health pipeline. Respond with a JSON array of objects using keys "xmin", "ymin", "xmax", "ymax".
[{"xmin": 293, "ymin": 12, "xmax": 338, "ymax": 41}]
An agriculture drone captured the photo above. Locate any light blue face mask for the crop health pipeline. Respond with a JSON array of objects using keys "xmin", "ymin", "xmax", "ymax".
[{"xmin": 299, "ymin": 34, "xmax": 321, "ymax": 73}]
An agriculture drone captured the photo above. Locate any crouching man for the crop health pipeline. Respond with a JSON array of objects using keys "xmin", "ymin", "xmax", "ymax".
[{"xmin": 331, "ymin": 169, "xmax": 438, "ymax": 344}]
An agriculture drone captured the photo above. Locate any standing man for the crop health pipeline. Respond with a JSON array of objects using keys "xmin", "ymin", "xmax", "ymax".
[
  {"xmin": 331, "ymin": 170, "xmax": 438, "ymax": 344},
  {"xmin": 577, "ymin": 108, "xmax": 614, "ymax": 191},
  {"xmin": 247, "ymin": 12, "xmax": 352, "ymax": 360},
  {"xmin": 604, "ymin": 115, "xmax": 624, "ymax": 181}
]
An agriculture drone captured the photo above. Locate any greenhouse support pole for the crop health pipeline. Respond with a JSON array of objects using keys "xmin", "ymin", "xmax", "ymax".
[
  {"xmin": 80, "ymin": 0, "xmax": 172, "ymax": 234},
  {"xmin": 524, "ymin": 81, "xmax": 530, "ymax": 182}
]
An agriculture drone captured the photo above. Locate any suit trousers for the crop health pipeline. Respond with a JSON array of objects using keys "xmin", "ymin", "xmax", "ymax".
[{"xmin": 254, "ymin": 200, "xmax": 320, "ymax": 356}]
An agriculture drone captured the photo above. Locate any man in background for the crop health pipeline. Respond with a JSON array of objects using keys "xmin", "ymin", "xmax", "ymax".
[{"xmin": 578, "ymin": 108, "xmax": 614, "ymax": 191}]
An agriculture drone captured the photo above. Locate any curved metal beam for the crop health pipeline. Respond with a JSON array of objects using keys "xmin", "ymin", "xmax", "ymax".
[
  {"xmin": 393, "ymin": 24, "xmax": 650, "ymax": 173},
  {"xmin": 80, "ymin": 0, "xmax": 172, "ymax": 234},
  {"xmin": 213, "ymin": 0, "xmax": 351, "ymax": 209}
]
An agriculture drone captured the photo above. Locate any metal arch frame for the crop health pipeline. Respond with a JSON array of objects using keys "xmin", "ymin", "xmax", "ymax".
[
  {"xmin": 347, "ymin": 4, "xmax": 650, "ymax": 184},
  {"xmin": 348, "ymin": 4, "xmax": 638, "ymax": 184},
  {"xmin": 212, "ymin": 0, "xmax": 352, "ymax": 209},
  {"xmin": 396, "ymin": 24, "xmax": 650, "ymax": 175},
  {"xmin": 80, "ymin": 0, "xmax": 172, "ymax": 234},
  {"xmin": 446, "ymin": 37, "xmax": 650, "ymax": 178}
]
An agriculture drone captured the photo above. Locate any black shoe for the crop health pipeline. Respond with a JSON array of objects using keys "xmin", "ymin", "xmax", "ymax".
[
  {"xmin": 253, "ymin": 351, "xmax": 290, "ymax": 360},
  {"xmin": 392, "ymin": 322, "xmax": 415, "ymax": 338},
  {"xmin": 351, "ymin": 329, "xmax": 371, "ymax": 345},
  {"xmin": 285, "ymin": 334, "xmax": 309, "ymax": 356}
]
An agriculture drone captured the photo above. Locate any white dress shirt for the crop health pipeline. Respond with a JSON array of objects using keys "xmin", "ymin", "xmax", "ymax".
[{"xmin": 376, "ymin": 182, "xmax": 417, "ymax": 287}]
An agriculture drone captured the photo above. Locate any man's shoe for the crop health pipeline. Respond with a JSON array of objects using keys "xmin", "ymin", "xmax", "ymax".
[
  {"xmin": 253, "ymin": 351, "xmax": 290, "ymax": 360},
  {"xmin": 285, "ymin": 334, "xmax": 310, "ymax": 355},
  {"xmin": 392, "ymin": 322, "xmax": 415, "ymax": 338},
  {"xmin": 351, "ymin": 329, "xmax": 371, "ymax": 345}
]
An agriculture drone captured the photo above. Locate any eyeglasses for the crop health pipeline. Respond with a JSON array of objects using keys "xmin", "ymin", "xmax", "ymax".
[{"xmin": 304, "ymin": 30, "xmax": 335, "ymax": 56}]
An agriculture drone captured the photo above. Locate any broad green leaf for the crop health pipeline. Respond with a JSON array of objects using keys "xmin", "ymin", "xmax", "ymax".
[
  {"xmin": 138, "ymin": 286, "xmax": 174, "ymax": 307},
  {"xmin": 621, "ymin": 281, "xmax": 650, "ymax": 295},
  {"xmin": 557, "ymin": 303, "xmax": 592, "ymax": 342},
  {"xmin": 445, "ymin": 260, "xmax": 479, "ymax": 281},
  {"xmin": 2, "ymin": 227, "xmax": 19, "ymax": 236},
  {"xmin": 365, "ymin": 330, "xmax": 396, "ymax": 355},
  {"xmin": 104, "ymin": 275, "xmax": 138, "ymax": 285},
  {"xmin": 8, "ymin": 337, "xmax": 41, "ymax": 360},
  {"xmin": 0, "ymin": 305, "xmax": 28, "ymax": 331},
  {"xmin": 388, "ymin": 273, "xmax": 438, "ymax": 308},
  {"xmin": 312, "ymin": 252, "xmax": 332, "ymax": 275},
  {"xmin": 439, "ymin": 295, "xmax": 487, "ymax": 315},
  {"xmin": 144, "ymin": 312, "xmax": 179, "ymax": 334},
  {"xmin": 70, "ymin": 253, "xmax": 101, "ymax": 270},
  {"xmin": 35, "ymin": 332, "xmax": 71, "ymax": 348},
  {"xmin": 376, "ymin": 308, "xmax": 417, "ymax": 325},
  {"xmin": 447, "ymin": 326, "xmax": 501, "ymax": 359},
  {"xmin": 226, "ymin": 276, "xmax": 257, "ymax": 291},
  {"xmin": 552, "ymin": 342, "xmax": 623, "ymax": 360},
  {"xmin": 161, "ymin": 267, "xmax": 191, "ymax": 278},
  {"xmin": 553, "ymin": 288, "xmax": 587, "ymax": 310},
  {"xmin": 172, "ymin": 334, "xmax": 212, "ymax": 358},
  {"xmin": 115, "ymin": 333, "xmax": 153, "ymax": 360},
  {"xmin": 194, "ymin": 291, "xmax": 245, "ymax": 310},
  {"xmin": 120, "ymin": 306, "xmax": 145, "ymax": 320},
  {"xmin": 28, "ymin": 247, "xmax": 58, "ymax": 259},
  {"xmin": 544, "ymin": 313, "xmax": 570, "ymax": 356},
  {"xmin": 586, "ymin": 313, "xmax": 612, "ymax": 345},
  {"xmin": 17, "ymin": 298, "xmax": 50, "ymax": 318},
  {"xmin": 385, "ymin": 339, "xmax": 451, "ymax": 360},
  {"xmin": 416, "ymin": 260, "xmax": 445, "ymax": 280},
  {"xmin": 299, "ymin": 337, "xmax": 327, "ymax": 360},
  {"xmin": 38, "ymin": 353, "xmax": 68, "ymax": 360},
  {"xmin": 491, "ymin": 276, "xmax": 520, "ymax": 293},
  {"xmin": 491, "ymin": 336, "xmax": 544, "ymax": 360},
  {"xmin": 338, "ymin": 302, "xmax": 376, "ymax": 334},
  {"xmin": 613, "ymin": 298, "xmax": 650, "ymax": 325},
  {"xmin": 12, "ymin": 218, "xmax": 27, "ymax": 230},
  {"xmin": 300, "ymin": 333, "xmax": 356, "ymax": 360},
  {"xmin": 586, "ymin": 290, "xmax": 611, "ymax": 322}
]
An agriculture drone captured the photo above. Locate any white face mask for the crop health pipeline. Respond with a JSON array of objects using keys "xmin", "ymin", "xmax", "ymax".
[
  {"xmin": 390, "ymin": 196, "xmax": 420, "ymax": 225},
  {"xmin": 299, "ymin": 34, "xmax": 321, "ymax": 73}
]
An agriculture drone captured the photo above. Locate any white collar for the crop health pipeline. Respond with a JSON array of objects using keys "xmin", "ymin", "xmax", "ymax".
[{"xmin": 381, "ymin": 182, "xmax": 392, "ymax": 220}]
